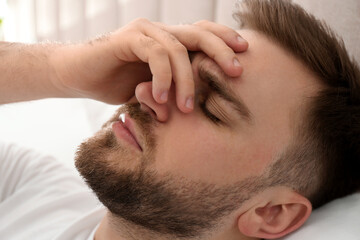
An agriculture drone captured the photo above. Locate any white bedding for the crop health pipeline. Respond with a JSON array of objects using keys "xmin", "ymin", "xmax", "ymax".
[{"xmin": 280, "ymin": 193, "xmax": 360, "ymax": 240}]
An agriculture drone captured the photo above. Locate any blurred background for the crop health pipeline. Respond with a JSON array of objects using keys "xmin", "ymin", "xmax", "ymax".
[{"xmin": 0, "ymin": 0, "xmax": 359, "ymax": 168}]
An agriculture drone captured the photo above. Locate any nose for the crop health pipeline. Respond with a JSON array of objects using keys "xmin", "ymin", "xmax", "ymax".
[{"xmin": 135, "ymin": 82, "xmax": 169, "ymax": 122}]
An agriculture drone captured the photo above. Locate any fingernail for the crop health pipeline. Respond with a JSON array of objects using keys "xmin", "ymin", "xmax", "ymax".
[
  {"xmin": 233, "ymin": 57, "xmax": 241, "ymax": 67},
  {"xmin": 185, "ymin": 97, "xmax": 194, "ymax": 110},
  {"xmin": 237, "ymin": 36, "xmax": 247, "ymax": 44},
  {"xmin": 160, "ymin": 91, "xmax": 168, "ymax": 102}
]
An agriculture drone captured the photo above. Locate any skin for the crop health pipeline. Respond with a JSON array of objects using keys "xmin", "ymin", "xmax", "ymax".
[
  {"xmin": 0, "ymin": 19, "xmax": 247, "ymax": 111},
  {"xmin": 93, "ymin": 30, "xmax": 322, "ymax": 240},
  {"xmin": 132, "ymin": 30, "xmax": 321, "ymax": 187}
]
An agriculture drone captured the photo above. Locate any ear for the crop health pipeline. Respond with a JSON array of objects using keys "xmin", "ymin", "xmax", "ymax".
[{"xmin": 237, "ymin": 189, "xmax": 312, "ymax": 239}]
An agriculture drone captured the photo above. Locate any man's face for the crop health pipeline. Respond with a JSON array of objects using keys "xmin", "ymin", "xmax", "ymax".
[{"xmin": 75, "ymin": 30, "xmax": 321, "ymax": 238}]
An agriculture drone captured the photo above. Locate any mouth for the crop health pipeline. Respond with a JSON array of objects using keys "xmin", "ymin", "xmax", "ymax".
[{"xmin": 112, "ymin": 113, "xmax": 143, "ymax": 152}]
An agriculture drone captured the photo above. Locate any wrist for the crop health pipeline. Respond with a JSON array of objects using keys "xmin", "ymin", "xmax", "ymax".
[{"xmin": 47, "ymin": 43, "xmax": 81, "ymax": 98}]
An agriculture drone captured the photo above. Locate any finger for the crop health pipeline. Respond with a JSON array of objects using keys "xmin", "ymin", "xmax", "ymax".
[
  {"xmin": 150, "ymin": 55, "xmax": 172, "ymax": 104},
  {"xmin": 137, "ymin": 19, "xmax": 195, "ymax": 112},
  {"xmin": 172, "ymin": 53, "xmax": 195, "ymax": 113},
  {"xmin": 135, "ymin": 81, "xmax": 169, "ymax": 122},
  {"xmin": 163, "ymin": 24, "xmax": 243, "ymax": 77},
  {"xmin": 155, "ymin": 21, "xmax": 248, "ymax": 53},
  {"xmin": 129, "ymin": 34, "xmax": 173, "ymax": 104},
  {"xmin": 193, "ymin": 20, "xmax": 248, "ymax": 52}
]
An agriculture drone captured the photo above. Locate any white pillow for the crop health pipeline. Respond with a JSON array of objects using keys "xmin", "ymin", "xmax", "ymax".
[{"xmin": 279, "ymin": 193, "xmax": 360, "ymax": 240}]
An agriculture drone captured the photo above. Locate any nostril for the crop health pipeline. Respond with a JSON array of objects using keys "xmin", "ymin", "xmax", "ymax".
[
  {"xmin": 140, "ymin": 102, "xmax": 157, "ymax": 119},
  {"xmin": 139, "ymin": 102, "xmax": 168, "ymax": 122}
]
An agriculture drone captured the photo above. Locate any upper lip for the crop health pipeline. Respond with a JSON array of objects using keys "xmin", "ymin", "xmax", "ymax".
[{"xmin": 122, "ymin": 113, "xmax": 143, "ymax": 151}]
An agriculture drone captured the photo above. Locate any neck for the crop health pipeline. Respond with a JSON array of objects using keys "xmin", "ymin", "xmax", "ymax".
[
  {"xmin": 94, "ymin": 213, "xmax": 124, "ymax": 240},
  {"xmin": 95, "ymin": 212, "xmax": 172, "ymax": 240},
  {"xmin": 94, "ymin": 211, "xmax": 257, "ymax": 240}
]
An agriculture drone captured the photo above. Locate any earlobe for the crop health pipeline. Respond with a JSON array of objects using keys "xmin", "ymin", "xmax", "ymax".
[{"xmin": 237, "ymin": 191, "xmax": 312, "ymax": 239}]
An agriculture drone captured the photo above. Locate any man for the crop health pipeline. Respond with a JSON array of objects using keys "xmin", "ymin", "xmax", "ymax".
[{"xmin": 1, "ymin": 0, "xmax": 359, "ymax": 240}]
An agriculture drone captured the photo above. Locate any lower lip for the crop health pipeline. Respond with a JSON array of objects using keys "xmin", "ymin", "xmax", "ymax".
[{"xmin": 112, "ymin": 121, "xmax": 142, "ymax": 151}]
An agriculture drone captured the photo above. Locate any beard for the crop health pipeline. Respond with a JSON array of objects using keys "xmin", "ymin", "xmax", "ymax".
[{"xmin": 75, "ymin": 103, "xmax": 263, "ymax": 239}]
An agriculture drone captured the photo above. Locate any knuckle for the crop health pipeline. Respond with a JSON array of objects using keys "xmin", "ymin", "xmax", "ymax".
[
  {"xmin": 194, "ymin": 19, "xmax": 209, "ymax": 26},
  {"xmin": 208, "ymin": 50, "xmax": 217, "ymax": 60},
  {"xmin": 215, "ymin": 47, "xmax": 233, "ymax": 60},
  {"xmin": 191, "ymin": 36, "xmax": 202, "ymax": 49},
  {"xmin": 172, "ymin": 42, "xmax": 187, "ymax": 54},
  {"xmin": 151, "ymin": 44, "xmax": 167, "ymax": 56},
  {"xmin": 132, "ymin": 17, "xmax": 149, "ymax": 26},
  {"xmin": 179, "ymin": 23, "xmax": 192, "ymax": 28},
  {"xmin": 190, "ymin": 27, "xmax": 207, "ymax": 38},
  {"xmin": 154, "ymin": 22, "xmax": 168, "ymax": 30},
  {"xmin": 140, "ymin": 37, "xmax": 156, "ymax": 48},
  {"xmin": 165, "ymin": 33, "xmax": 178, "ymax": 43}
]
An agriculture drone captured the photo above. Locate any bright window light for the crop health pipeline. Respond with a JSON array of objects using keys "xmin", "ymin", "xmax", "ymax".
[{"xmin": 0, "ymin": 0, "xmax": 6, "ymax": 40}]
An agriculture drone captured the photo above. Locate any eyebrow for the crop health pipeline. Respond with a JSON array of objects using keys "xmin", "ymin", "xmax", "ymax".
[{"xmin": 198, "ymin": 66, "xmax": 253, "ymax": 123}]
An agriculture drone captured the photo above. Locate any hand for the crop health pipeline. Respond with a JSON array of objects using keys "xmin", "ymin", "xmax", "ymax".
[{"xmin": 50, "ymin": 19, "xmax": 248, "ymax": 113}]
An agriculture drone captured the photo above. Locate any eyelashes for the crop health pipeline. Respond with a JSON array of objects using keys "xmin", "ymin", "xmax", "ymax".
[{"xmin": 198, "ymin": 94, "xmax": 222, "ymax": 125}]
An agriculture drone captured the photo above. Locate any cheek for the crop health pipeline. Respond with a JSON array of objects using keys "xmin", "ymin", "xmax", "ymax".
[{"xmin": 153, "ymin": 118, "xmax": 245, "ymax": 184}]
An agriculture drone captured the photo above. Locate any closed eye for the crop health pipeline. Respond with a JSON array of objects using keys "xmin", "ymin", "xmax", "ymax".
[{"xmin": 199, "ymin": 94, "xmax": 222, "ymax": 125}]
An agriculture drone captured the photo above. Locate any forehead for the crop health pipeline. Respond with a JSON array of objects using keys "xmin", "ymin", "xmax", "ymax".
[
  {"xmin": 229, "ymin": 30, "xmax": 322, "ymax": 173},
  {"xmin": 235, "ymin": 29, "xmax": 321, "ymax": 90}
]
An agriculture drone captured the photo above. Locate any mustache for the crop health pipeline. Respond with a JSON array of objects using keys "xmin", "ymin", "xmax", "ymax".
[
  {"xmin": 125, "ymin": 103, "xmax": 154, "ymax": 127},
  {"xmin": 103, "ymin": 103, "xmax": 153, "ymax": 128},
  {"xmin": 103, "ymin": 103, "xmax": 156, "ymax": 154}
]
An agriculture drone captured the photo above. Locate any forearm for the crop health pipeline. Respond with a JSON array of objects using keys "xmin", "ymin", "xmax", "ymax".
[
  {"xmin": 0, "ymin": 41, "xmax": 65, "ymax": 104},
  {"xmin": 0, "ymin": 20, "xmax": 246, "ymax": 108}
]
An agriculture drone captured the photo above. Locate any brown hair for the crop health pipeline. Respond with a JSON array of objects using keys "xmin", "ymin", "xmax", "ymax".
[{"xmin": 234, "ymin": 0, "xmax": 360, "ymax": 208}]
